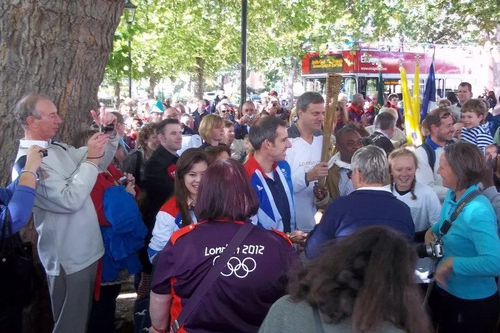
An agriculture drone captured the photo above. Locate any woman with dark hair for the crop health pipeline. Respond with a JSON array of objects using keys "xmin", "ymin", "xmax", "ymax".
[
  {"xmin": 149, "ymin": 159, "xmax": 300, "ymax": 333},
  {"xmin": 260, "ymin": 226, "xmax": 430, "ymax": 333},
  {"xmin": 205, "ymin": 144, "xmax": 231, "ymax": 164},
  {"xmin": 121, "ymin": 122, "xmax": 159, "ymax": 190},
  {"xmin": 148, "ymin": 148, "xmax": 209, "ymax": 261},
  {"xmin": 426, "ymin": 141, "xmax": 500, "ymax": 332},
  {"xmin": 487, "ymin": 90, "xmax": 497, "ymax": 110}
]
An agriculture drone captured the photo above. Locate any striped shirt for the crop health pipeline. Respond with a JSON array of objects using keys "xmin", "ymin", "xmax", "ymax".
[{"xmin": 461, "ymin": 123, "xmax": 494, "ymax": 153}]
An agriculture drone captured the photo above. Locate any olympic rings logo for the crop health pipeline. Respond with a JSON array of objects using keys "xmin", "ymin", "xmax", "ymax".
[{"xmin": 212, "ymin": 256, "xmax": 257, "ymax": 279}]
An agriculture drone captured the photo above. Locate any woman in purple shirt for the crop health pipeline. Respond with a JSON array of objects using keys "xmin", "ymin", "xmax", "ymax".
[
  {"xmin": 0, "ymin": 145, "xmax": 44, "ymax": 332},
  {"xmin": 149, "ymin": 159, "xmax": 300, "ymax": 333}
]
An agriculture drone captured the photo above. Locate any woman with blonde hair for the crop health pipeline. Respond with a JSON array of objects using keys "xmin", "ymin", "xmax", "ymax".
[
  {"xmin": 385, "ymin": 147, "xmax": 441, "ymax": 287},
  {"xmin": 198, "ymin": 113, "xmax": 225, "ymax": 149}
]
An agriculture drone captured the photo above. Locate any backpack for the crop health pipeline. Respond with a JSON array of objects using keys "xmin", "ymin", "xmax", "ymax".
[{"xmin": 421, "ymin": 142, "xmax": 436, "ymax": 171}]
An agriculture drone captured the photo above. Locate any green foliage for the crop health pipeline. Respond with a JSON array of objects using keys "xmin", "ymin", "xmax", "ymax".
[{"xmin": 104, "ymin": 0, "xmax": 500, "ymax": 93}]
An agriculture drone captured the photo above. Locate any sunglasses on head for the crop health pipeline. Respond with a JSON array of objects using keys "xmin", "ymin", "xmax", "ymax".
[{"xmin": 440, "ymin": 112, "xmax": 451, "ymax": 119}]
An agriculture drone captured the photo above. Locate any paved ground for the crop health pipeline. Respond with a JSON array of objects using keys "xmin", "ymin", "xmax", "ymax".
[{"xmin": 116, "ymin": 278, "xmax": 136, "ymax": 333}]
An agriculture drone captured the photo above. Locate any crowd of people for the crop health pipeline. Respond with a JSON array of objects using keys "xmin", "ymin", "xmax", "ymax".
[{"xmin": 1, "ymin": 82, "xmax": 500, "ymax": 333}]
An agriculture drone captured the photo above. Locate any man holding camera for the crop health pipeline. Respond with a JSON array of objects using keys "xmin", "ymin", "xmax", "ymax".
[
  {"xmin": 12, "ymin": 94, "xmax": 119, "ymax": 333},
  {"xmin": 234, "ymin": 101, "xmax": 257, "ymax": 140}
]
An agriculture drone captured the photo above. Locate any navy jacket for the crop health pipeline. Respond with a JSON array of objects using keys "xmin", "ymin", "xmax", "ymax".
[
  {"xmin": 234, "ymin": 122, "xmax": 249, "ymax": 140},
  {"xmin": 305, "ymin": 189, "xmax": 415, "ymax": 259}
]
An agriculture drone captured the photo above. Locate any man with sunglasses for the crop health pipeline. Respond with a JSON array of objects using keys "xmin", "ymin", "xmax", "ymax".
[{"xmin": 416, "ymin": 108, "xmax": 455, "ymax": 201}]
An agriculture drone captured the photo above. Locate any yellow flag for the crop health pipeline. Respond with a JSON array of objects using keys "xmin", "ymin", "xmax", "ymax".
[{"xmin": 400, "ymin": 63, "xmax": 422, "ymax": 146}]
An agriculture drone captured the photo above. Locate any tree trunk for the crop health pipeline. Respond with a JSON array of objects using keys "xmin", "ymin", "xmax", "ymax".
[
  {"xmin": 0, "ymin": 2, "xmax": 124, "ymax": 332},
  {"xmin": 195, "ymin": 57, "xmax": 205, "ymax": 99},
  {"xmin": 113, "ymin": 79, "xmax": 121, "ymax": 108},
  {"xmin": 148, "ymin": 75, "xmax": 157, "ymax": 99},
  {"xmin": 286, "ymin": 58, "xmax": 298, "ymax": 106}
]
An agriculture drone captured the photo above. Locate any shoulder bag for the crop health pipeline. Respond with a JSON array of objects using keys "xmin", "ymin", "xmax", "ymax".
[
  {"xmin": 0, "ymin": 204, "xmax": 39, "ymax": 318},
  {"xmin": 171, "ymin": 222, "xmax": 254, "ymax": 332}
]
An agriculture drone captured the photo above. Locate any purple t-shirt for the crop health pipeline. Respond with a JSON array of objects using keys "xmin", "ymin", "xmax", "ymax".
[{"xmin": 151, "ymin": 220, "xmax": 300, "ymax": 333}]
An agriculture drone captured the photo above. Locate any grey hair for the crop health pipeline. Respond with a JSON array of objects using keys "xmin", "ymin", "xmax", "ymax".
[
  {"xmin": 352, "ymin": 93, "xmax": 364, "ymax": 104},
  {"xmin": 375, "ymin": 112, "xmax": 396, "ymax": 131},
  {"xmin": 296, "ymin": 92, "xmax": 324, "ymax": 118},
  {"xmin": 249, "ymin": 116, "xmax": 286, "ymax": 150},
  {"xmin": 14, "ymin": 94, "xmax": 50, "ymax": 128},
  {"xmin": 351, "ymin": 145, "xmax": 388, "ymax": 184}
]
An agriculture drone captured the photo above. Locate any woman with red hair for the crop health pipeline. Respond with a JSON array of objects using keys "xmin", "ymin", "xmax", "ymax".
[{"xmin": 149, "ymin": 159, "xmax": 300, "ymax": 333}]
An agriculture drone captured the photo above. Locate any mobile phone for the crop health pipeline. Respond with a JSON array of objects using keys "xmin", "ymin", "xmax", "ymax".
[{"xmin": 118, "ymin": 176, "xmax": 127, "ymax": 185}]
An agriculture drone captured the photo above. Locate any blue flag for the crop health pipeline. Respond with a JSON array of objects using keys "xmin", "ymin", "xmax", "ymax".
[{"xmin": 420, "ymin": 60, "xmax": 436, "ymax": 122}]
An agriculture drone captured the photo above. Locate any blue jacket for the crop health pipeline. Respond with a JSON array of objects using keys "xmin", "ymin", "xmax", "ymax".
[
  {"xmin": 306, "ymin": 188, "xmax": 415, "ymax": 259},
  {"xmin": 244, "ymin": 156, "xmax": 296, "ymax": 232},
  {"xmin": 101, "ymin": 186, "xmax": 147, "ymax": 282},
  {"xmin": 431, "ymin": 184, "xmax": 500, "ymax": 299},
  {"xmin": 0, "ymin": 179, "xmax": 36, "ymax": 236}
]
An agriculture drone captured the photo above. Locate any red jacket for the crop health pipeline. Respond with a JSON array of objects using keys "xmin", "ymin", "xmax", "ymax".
[
  {"xmin": 90, "ymin": 165, "xmax": 140, "ymax": 227},
  {"xmin": 90, "ymin": 164, "xmax": 140, "ymax": 299}
]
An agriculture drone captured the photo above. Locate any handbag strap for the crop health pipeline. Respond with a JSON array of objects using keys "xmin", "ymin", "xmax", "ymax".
[
  {"xmin": 171, "ymin": 222, "xmax": 254, "ymax": 333},
  {"xmin": 313, "ymin": 307, "xmax": 325, "ymax": 333}
]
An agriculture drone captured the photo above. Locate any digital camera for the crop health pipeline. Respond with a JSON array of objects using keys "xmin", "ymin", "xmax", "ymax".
[
  {"xmin": 100, "ymin": 123, "xmax": 115, "ymax": 133},
  {"xmin": 417, "ymin": 239, "xmax": 444, "ymax": 259}
]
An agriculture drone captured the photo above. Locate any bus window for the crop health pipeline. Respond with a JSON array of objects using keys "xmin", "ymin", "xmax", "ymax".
[
  {"xmin": 436, "ymin": 79, "xmax": 445, "ymax": 98},
  {"xmin": 303, "ymin": 76, "xmax": 357, "ymax": 100},
  {"xmin": 342, "ymin": 77, "xmax": 356, "ymax": 101},
  {"xmin": 444, "ymin": 78, "xmax": 461, "ymax": 94},
  {"xmin": 357, "ymin": 77, "xmax": 378, "ymax": 99},
  {"xmin": 366, "ymin": 78, "xmax": 378, "ymax": 97}
]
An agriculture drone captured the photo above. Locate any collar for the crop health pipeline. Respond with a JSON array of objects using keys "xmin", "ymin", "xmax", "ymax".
[
  {"xmin": 425, "ymin": 137, "xmax": 444, "ymax": 150},
  {"xmin": 157, "ymin": 144, "xmax": 178, "ymax": 158},
  {"xmin": 327, "ymin": 152, "xmax": 351, "ymax": 170},
  {"xmin": 356, "ymin": 186, "xmax": 392, "ymax": 193},
  {"xmin": 375, "ymin": 130, "xmax": 390, "ymax": 139},
  {"xmin": 19, "ymin": 139, "xmax": 50, "ymax": 149},
  {"xmin": 449, "ymin": 184, "xmax": 479, "ymax": 204},
  {"xmin": 349, "ymin": 104, "xmax": 364, "ymax": 115},
  {"xmin": 197, "ymin": 218, "xmax": 248, "ymax": 225},
  {"xmin": 244, "ymin": 154, "xmax": 278, "ymax": 179}
]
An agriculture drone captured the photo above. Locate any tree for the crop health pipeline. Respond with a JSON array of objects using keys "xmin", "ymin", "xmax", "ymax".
[
  {"xmin": 0, "ymin": 2, "xmax": 125, "ymax": 331},
  {"xmin": 0, "ymin": 1, "xmax": 125, "ymax": 185},
  {"xmin": 104, "ymin": 30, "xmax": 132, "ymax": 103}
]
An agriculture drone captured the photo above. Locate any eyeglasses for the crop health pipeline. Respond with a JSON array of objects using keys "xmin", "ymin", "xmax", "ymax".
[{"xmin": 440, "ymin": 112, "xmax": 451, "ymax": 119}]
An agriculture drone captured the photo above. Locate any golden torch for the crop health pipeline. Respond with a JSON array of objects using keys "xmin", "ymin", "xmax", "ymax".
[{"xmin": 319, "ymin": 73, "xmax": 342, "ymax": 187}]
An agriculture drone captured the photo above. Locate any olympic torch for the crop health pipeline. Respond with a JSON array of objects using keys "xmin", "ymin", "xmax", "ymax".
[{"xmin": 319, "ymin": 73, "xmax": 342, "ymax": 187}]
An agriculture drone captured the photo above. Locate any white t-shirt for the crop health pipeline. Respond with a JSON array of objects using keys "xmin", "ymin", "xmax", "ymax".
[
  {"xmin": 415, "ymin": 145, "xmax": 447, "ymax": 201},
  {"xmin": 177, "ymin": 134, "xmax": 202, "ymax": 155},
  {"xmin": 286, "ymin": 135, "xmax": 322, "ymax": 231},
  {"xmin": 386, "ymin": 181, "xmax": 442, "ymax": 283}
]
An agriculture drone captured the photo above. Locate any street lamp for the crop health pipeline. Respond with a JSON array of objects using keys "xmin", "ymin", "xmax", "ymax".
[{"xmin": 124, "ymin": 0, "xmax": 136, "ymax": 98}]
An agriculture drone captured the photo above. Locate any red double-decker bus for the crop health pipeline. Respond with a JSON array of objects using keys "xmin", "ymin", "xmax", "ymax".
[{"xmin": 301, "ymin": 42, "xmax": 487, "ymax": 101}]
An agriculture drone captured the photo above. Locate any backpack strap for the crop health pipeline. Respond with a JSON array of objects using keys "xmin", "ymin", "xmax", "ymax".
[{"xmin": 421, "ymin": 142, "xmax": 436, "ymax": 172}]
